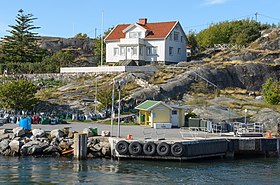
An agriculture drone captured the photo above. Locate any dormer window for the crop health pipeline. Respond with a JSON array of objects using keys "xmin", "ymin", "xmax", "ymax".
[{"xmin": 129, "ymin": 32, "xmax": 142, "ymax": 38}]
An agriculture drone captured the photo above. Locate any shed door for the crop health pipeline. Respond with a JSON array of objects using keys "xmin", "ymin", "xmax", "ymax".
[{"xmin": 171, "ymin": 110, "xmax": 179, "ymax": 127}]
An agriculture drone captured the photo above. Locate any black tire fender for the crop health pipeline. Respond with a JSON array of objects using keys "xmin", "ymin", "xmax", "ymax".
[
  {"xmin": 116, "ymin": 140, "xmax": 129, "ymax": 155},
  {"xmin": 143, "ymin": 142, "xmax": 157, "ymax": 156},
  {"xmin": 171, "ymin": 142, "xmax": 185, "ymax": 157},
  {"xmin": 128, "ymin": 141, "xmax": 143, "ymax": 156},
  {"xmin": 156, "ymin": 142, "xmax": 170, "ymax": 156}
]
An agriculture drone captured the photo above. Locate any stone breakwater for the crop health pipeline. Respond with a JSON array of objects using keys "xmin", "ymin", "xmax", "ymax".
[{"xmin": 0, "ymin": 127, "xmax": 111, "ymax": 158}]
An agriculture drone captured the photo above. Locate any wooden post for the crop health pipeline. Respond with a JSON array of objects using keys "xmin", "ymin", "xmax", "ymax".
[{"xmin": 74, "ymin": 133, "xmax": 88, "ymax": 160}]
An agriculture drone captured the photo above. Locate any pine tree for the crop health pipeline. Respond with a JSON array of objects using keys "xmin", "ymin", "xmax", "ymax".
[{"xmin": 1, "ymin": 9, "xmax": 46, "ymax": 63}]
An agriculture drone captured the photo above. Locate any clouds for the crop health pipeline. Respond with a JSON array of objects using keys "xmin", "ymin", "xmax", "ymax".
[{"xmin": 204, "ymin": 0, "xmax": 228, "ymax": 5}]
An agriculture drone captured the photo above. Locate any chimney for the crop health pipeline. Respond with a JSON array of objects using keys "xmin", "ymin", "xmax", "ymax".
[{"xmin": 139, "ymin": 18, "xmax": 147, "ymax": 25}]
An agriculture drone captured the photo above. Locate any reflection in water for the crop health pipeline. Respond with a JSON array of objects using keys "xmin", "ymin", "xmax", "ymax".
[{"xmin": 0, "ymin": 156, "xmax": 280, "ymax": 184}]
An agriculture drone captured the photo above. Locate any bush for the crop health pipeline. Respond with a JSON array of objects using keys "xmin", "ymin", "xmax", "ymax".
[
  {"xmin": 0, "ymin": 79, "xmax": 39, "ymax": 110},
  {"xmin": 262, "ymin": 78, "xmax": 280, "ymax": 105}
]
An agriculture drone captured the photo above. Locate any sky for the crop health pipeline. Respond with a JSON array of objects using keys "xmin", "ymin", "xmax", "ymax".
[{"xmin": 0, "ymin": 0, "xmax": 280, "ymax": 38}]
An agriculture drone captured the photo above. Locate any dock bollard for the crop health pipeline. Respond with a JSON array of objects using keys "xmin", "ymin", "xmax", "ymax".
[{"xmin": 74, "ymin": 133, "xmax": 88, "ymax": 160}]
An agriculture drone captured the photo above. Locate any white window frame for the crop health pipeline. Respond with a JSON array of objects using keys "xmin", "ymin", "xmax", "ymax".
[
  {"xmin": 139, "ymin": 46, "xmax": 143, "ymax": 56},
  {"xmin": 129, "ymin": 32, "xmax": 141, "ymax": 38},
  {"xmin": 178, "ymin": 48, "xmax": 181, "ymax": 54},
  {"xmin": 120, "ymin": 47, "xmax": 125, "ymax": 56},
  {"xmin": 174, "ymin": 32, "xmax": 179, "ymax": 41},
  {"xmin": 113, "ymin": 48, "xmax": 119, "ymax": 56},
  {"xmin": 132, "ymin": 47, "xmax": 137, "ymax": 55},
  {"xmin": 169, "ymin": 47, "xmax": 173, "ymax": 56},
  {"xmin": 146, "ymin": 46, "xmax": 157, "ymax": 56}
]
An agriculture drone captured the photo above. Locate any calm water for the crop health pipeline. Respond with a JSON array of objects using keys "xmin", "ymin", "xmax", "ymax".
[{"xmin": 0, "ymin": 156, "xmax": 279, "ymax": 185}]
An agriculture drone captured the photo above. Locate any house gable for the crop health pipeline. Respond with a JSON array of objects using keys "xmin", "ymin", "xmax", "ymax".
[{"xmin": 123, "ymin": 24, "xmax": 147, "ymax": 39}]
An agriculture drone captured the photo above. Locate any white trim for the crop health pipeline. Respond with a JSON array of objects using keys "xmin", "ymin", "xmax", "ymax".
[
  {"xmin": 122, "ymin": 23, "xmax": 147, "ymax": 33},
  {"xmin": 164, "ymin": 21, "xmax": 178, "ymax": 40}
]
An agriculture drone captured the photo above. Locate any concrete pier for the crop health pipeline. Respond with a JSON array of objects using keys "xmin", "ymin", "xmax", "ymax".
[
  {"xmin": 110, "ymin": 137, "xmax": 280, "ymax": 161},
  {"xmin": 74, "ymin": 133, "xmax": 88, "ymax": 160}
]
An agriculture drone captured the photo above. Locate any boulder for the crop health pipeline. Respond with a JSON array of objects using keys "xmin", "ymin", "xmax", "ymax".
[
  {"xmin": 100, "ymin": 142, "xmax": 111, "ymax": 157},
  {"xmin": 0, "ymin": 129, "xmax": 8, "ymax": 135},
  {"xmin": 251, "ymin": 108, "xmax": 280, "ymax": 135},
  {"xmin": 9, "ymin": 140, "xmax": 23, "ymax": 154},
  {"xmin": 101, "ymin": 130, "xmax": 110, "ymax": 137},
  {"xmin": 50, "ymin": 129, "xmax": 64, "ymax": 138},
  {"xmin": 43, "ymin": 145, "xmax": 59, "ymax": 154},
  {"xmin": 0, "ymin": 133, "xmax": 11, "ymax": 141},
  {"xmin": 83, "ymin": 128, "xmax": 94, "ymax": 137},
  {"xmin": 13, "ymin": 127, "xmax": 25, "ymax": 137},
  {"xmin": 32, "ymin": 129, "xmax": 45, "ymax": 138},
  {"xmin": 89, "ymin": 143, "xmax": 102, "ymax": 152},
  {"xmin": 0, "ymin": 139, "xmax": 10, "ymax": 153},
  {"xmin": 59, "ymin": 140, "xmax": 70, "ymax": 150},
  {"xmin": 20, "ymin": 141, "xmax": 44, "ymax": 156},
  {"xmin": 27, "ymin": 145, "xmax": 43, "ymax": 155}
]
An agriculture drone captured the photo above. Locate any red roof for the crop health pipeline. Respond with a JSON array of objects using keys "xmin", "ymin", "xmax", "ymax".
[{"xmin": 105, "ymin": 21, "xmax": 177, "ymax": 41}]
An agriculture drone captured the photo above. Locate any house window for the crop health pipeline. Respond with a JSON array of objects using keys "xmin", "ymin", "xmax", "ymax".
[
  {"xmin": 120, "ymin": 47, "xmax": 125, "ymax": 56},
  {"xmin": 178, "ymin": 48, "xmax": 181, "ymax": 54},
  {"xmin": 139, "ymin": 46, "xmax": 143, "ymax": 55},
  {"xmin": 153, "ymin": 113, "xmax": 156, "ymax": 118},
  {"xmin": 181, "ymin": 36, "xmax": 184, "ymax": 43},
  {"xmin": 170, "ymin": 33, "xmax": 172, "ymax": 41},
  {"xmin": 132, "ymin": 47, "xmax": 137, "ymax": 55},
  {"xmin": 172, "ymin": 110, "xmax": 178, "ymax": 115},
  {"xmin": 129, "ymin": 32, "xmax": 141, "ymax": 38},
  {"xmin": 169, "ymin": 47, "xmax": 173, "ymax": 55},
  {"xmin": 113, "ymin": 48, "xmax": 119, "ymax": 56},
  {"xmin": 147, "ymin": 46, "xmax": 157, "ymax": 55},
  {"xmin": 174, "ymin": 32, "xmax": 179, "ymax": 41}
]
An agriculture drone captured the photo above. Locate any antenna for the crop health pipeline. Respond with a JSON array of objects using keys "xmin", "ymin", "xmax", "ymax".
[
  {"xmin": 101, "ymin": 11, "xmax": 104, "ymax": 66},
  {"xmin": 255, "ymin": 12, "xmax": 258, "ymax": 22}
]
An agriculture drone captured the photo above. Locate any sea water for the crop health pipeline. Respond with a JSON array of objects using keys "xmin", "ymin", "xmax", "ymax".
[{"xmin": 0, "ymin": 156, "xmax": 279, "ymax": 185}]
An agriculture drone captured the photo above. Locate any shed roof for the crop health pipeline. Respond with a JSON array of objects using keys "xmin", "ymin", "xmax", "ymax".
[{"xmin": 135, "ymin": 100, "xmax": 172, "ymax": 111}]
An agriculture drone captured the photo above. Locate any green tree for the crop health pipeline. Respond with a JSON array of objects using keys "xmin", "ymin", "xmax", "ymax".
[
  {"xmin": 74, "ymin": 33, "xmax": 88, "ymax": 38},
  {"xmin": 0, "ymin": 79, "xmax": 39, "ymax": 110},
  {"xmin": 43, "ymin": 51, "xmax": 75, "ymax": 67},
  {"xmin": 97, "ymin": 84, "xmax": 113, "ymax": 110},
  {"xmin": 186, "ymin": 30, "xmax": 198, "ymax": 55},
  {"xmin": 196, "ymin": 19, "xmax": 270, "ymax": 50},
  {"xmin": 93, "ymin": 27, "xmax": 113, "ymax": 65},
  {"xmin": 1, "ymin": 9, "xmax": 46, "ymax": 63},
  {"xmin": 262, "ymin": 78, "xmax": 280, "ymax": 105}
]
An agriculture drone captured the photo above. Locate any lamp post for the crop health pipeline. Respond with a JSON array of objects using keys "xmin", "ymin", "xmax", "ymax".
[
  {"xmin": 110, "ymin": 79, "xmax": 115, "ymax": 137},
  {"xmin": 117, "ymin": 79, "xmax": 125, "ymax": 138},
  {"xmin": 244, "ymin": 109, "xmax": 248, "ymax": 125}
]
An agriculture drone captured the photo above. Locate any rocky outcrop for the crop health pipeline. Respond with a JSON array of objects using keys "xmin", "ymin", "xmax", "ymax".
[
  {"xmin": 130, "ymin": 63, "xmax": 280, "ymax": 102},
  {"xmin": 38, "ymin": 36, "xmax": 95, "ymax": 54},
  {"xmin": 0, "ymin": 127, "xmax": 111, "ymax": 158},
  {"xmin": 251, "ymin": 108, "xmax": 280, "ymax": 135},
  {"xmin": 38, "ymin": 36, "xmax": 97, "ymax": 66}
]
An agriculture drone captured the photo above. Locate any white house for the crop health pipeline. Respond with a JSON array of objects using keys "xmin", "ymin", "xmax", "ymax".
[{"xmin": 104, "ymin": 18, "xmax": 187, "ymax": 64}]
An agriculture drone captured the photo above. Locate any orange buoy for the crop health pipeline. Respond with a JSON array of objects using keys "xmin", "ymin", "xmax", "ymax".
[{"xmin": 127, "ymin": 134, "xmax": 133, "ymax": 140}]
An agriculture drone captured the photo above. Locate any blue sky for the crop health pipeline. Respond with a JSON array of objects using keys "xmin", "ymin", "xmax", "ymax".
[{"xmin": 0, "ymin": 0, "xmax": 279, "ymax": 38}]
